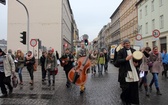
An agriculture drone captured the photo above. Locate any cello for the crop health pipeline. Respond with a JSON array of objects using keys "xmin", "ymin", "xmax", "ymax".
[{"xmin": 68, "ymin": 48, "xmax": 91, "ymax": 86}]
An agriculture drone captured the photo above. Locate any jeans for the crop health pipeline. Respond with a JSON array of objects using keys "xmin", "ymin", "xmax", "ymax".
[
  {"xmin": 41, "ymin": 66, "xmax": 46, "ymax": 79},
  {"xmin": 150, "ymin": 73, "xmax": 159, "ymax": 88},
  {"xmin": 48, "ymin": 70, "xmax": 55, "ymax": 82},
  {"xmin": 91, "ymin": 65, "xmax": 96, "ymax": 73},
  {"xmin": 18, "ymin": 68, "xmax": 23, "ymax": 82},
  {"xmin": 104, "ymin": 62, "xmax": 108, "ymax": 71},
  {"xmin": 98, "ymin": 64, "xmax": 104, "ymax": 73},
  {"xmin": 162, "ymin": 63, "xmax": 168, "ymax": 77}
]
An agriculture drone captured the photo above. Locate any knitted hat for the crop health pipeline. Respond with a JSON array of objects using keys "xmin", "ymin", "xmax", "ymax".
[{"xmin": 123, "ymin": 39, "xmax": 130, "ymax": 44}]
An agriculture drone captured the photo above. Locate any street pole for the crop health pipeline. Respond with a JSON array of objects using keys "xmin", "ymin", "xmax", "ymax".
[{"xmin": 16, "ymin": 0, "xmax": 29, "ymax": 52}]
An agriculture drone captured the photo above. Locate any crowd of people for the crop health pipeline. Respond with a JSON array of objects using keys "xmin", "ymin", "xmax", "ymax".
[
  {"xmin": 0, "ymin": 39, "xmax": 167, "ymax": 105},
  {"xmin": 114, "ymin": 39, "xmax": 167, "ymax": 105}
]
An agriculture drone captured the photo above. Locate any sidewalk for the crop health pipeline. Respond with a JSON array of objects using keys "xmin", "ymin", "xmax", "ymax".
[{"xmin": 0, "ymin": 65, "xmax": 66, "ymax": 105}]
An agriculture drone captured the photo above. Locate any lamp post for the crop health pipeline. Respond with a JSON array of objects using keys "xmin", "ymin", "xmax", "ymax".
[{"xmin": 16, "ymin": 0, "xmax": 29, "ymax": 52}]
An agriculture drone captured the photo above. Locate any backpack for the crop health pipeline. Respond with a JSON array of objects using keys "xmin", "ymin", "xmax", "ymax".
[
  {"xmin": 33, "ymin": 62, "xmax": 37, "ymax": 71},
  {"xmin": 113, "ymin": 48, "xmax": 120, "ymax": 68}
]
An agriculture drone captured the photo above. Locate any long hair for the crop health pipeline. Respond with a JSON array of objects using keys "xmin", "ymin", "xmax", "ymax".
[{"xmin": 15, "ymin": 50, "xmax": 24, "ymax": 58}]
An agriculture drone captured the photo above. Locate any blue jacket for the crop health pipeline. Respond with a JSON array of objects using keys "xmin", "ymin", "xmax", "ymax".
[{"xmin": 161, "ymin": 53, "xmax": 168, "ymax": 64}]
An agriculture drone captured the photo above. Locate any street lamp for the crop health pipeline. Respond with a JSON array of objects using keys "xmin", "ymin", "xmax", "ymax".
[{"xmin": 16, "ymin": 0, "xmax": 29, "ymax": 52}]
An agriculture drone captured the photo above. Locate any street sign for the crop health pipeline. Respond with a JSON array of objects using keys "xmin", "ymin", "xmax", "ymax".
[
  {"xmin": 152, "ymin": 29, "xmax": 160, "ymax": 38},
  {"xmin": 135, "ymin": 34, "xmax": 142, "ymax": 41},
  {"xmin": 30, "ymin": 39, "xmax": 37, "ymax": 47}
]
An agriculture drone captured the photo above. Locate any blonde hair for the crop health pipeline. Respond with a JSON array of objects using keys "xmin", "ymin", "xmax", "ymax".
[{"xmin": 15, "ymin": 50, "xmax": 24, "ymax": 58}]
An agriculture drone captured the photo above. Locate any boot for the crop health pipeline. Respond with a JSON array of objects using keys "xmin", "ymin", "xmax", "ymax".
[
  {"xmin": 156, "ymin": 88, "xmax": 162, "ymax": 95},
  {"xmin": 48, "ymin": 80, "xmax": 51, "ymax": 86},
  {"xmin": 52, "ymin": 80, "xmax": 55, "ymax": 86}
]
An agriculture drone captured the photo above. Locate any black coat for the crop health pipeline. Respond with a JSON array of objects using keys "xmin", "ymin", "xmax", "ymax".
[
  {"xmin": 40, "ymin": 55, "xmax": 46, "ymax": 69},
  {"xmin": 117, "ymin": 47, "xmax": 140, "ymax": 83},
  {"xmin": 60, "ymin": 54, "xmax": 74, "ymax": 72},
  {"xmin": 117, "ymin": 47, "xmax": 141, "ymax": 104}
]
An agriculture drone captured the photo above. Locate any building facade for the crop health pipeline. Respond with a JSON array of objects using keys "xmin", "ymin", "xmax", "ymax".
[
  {"xmin": 7, "ymin": 0, "xmax": 77, "ymax": 57},
  {"xmin": 119, "ymin": 0, "xmax": 138, "ymax": 45},
  {"xmin": 109, "ymin": 8, "xmax": 120, "ymax": 46},
  {"xmin": 0, "ymin": 39, "xmax": 7, "ymax": 52},
  {"xmin": 137, "ymin": 0, "xmax": 168, "ymax": 51}
]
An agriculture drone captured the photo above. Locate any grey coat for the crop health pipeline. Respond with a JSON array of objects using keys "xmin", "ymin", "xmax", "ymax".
[
  {"xmin": 139, "ymin": 54, "xmax": 149, "ymax": 71},
  {"xmin": 2, "ymin": 54, "xmax": 15, "ymax": 77},
  {"xmin": 149, "ymin": 52, "xmax": 163, "ymax": 73},
  {"xmin": 45, "ymin": 54, "xmax": 58, "ymax": 71}
]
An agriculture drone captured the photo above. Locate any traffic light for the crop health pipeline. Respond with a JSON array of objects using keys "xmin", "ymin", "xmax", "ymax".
[
  {"xmin": 38, "ymin": 39, "xmax": 41, "ymax": 49},
  {"xmin": 0, "ymin": 0, "xmax": 6, "ymax": 5},
  {"xmin": 20, "ymin": 31, "xmax": 26, "ymax": 45},
  {"xmin": 84, "ymin": 39, "xmax": 88, "ymax": 46}
]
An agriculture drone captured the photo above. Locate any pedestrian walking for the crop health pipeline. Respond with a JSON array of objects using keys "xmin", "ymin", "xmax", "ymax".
[
  {"xmin": 25, "ymin": 51, "xmax": 35, "ymax": 85},
  {"xmin": 40, "ymin": 51, "xmax": 47, "ymax": 82},
  {"xmin": 60, "ymin": 48, "xmax": 74, "ymax": 88},
  {"xmin": 15, "ymin": 49, "xmax": 25, "ymax": 85},
  {"xmin": 103, "ymin": 49, "xmax": 109, "ymax": 72},
  {"xmin": 149, "ymin": 46, "xmax": 163, "ymax": 95},
  {"xmin": 139, "ymin": 47, "xmax": 151, "ymax": 97},
  {"xmin": 97, "ymin": 52, "xmax": 105, "ymax": 75},
  {"xmin": 161, "ymin": 48, "xmax": 168, "ymax": 78},
  {"xmin": 90, "ymin": 50, "xmax": 98, "ymax": 75},
  {"xmin": 0, "ymin": 48, "xmax": 15, "ymax": 98},
  {"xmin": 116, "ymin": 39, "xmax": 141, "ymax": 105},
  {"xmin": 45, "ymin": 48, "xmax": 58, "ymax": 86}
]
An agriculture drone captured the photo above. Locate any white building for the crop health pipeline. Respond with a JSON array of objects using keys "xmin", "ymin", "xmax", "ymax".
[
  {"xmin": 137, "ymin": 0, "xmax": 168, "ymax": 51},
  {"xmin": 7, "ymin": 0, "xmax": 77, "ymax": 57}
]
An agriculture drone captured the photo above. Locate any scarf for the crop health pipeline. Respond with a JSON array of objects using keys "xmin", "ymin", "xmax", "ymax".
[
  {"xmin": 125, "ymin": 50, "xmax": 139, "ymax": 82},
  {"xmin": 143, "ymin": 51, "xmax": 150, "ymax": 58},
  {"xmin": 26, "ymin": 54, "xmax": 33, "ymax": 60},
  {"xmin": 153, "ymin": 50, "xmax": 159, "ymax": 55}
]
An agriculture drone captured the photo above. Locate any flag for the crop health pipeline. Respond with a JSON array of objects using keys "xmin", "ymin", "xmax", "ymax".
[{"xmin": 0, "ymin": 0, "xmax": 6, "ymax": 5}]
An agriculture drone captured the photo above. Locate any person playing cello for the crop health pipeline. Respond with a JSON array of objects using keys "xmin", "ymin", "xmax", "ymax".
[{"xmin": 75, "ymin": 41, "xmax": 91, "ymax": 94}]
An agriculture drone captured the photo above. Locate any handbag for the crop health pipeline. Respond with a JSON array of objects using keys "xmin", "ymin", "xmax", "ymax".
[
  {"xmin": 12, "ymin": 75, "xmax": 18, "ymax": 88},
  {"xmin": 15, "ymin": 67, "xmax": 19, "ymax": 72},
  {"xmin": 33, "ymin": 62, "xmax": 37, "ymax": 71},
  {"xmin": 50, "ymin": 68, "xmax": 58, "ymax": 75}
]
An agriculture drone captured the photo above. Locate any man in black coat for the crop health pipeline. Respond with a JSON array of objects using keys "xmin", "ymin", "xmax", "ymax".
[
  {"xmin": 40, "ymin": 51, "xmax": 47, "ymax": 82},
  {"xmin": 116, "ymin": 39, "xmax": 141, "ymax": 105},
  {"xmin": 60, "ymin": 48, "xmax": 74, "ymax": 88}
]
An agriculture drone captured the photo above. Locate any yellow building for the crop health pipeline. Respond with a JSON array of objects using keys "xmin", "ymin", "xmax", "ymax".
[{"xmin": 119, "ymin": 0, "xmax": 138, "ymax": 45}]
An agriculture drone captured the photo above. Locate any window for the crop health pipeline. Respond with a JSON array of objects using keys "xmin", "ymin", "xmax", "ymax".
[
  {"xmin": 159, "ymin": 0, "xmax": 163, "ymax": 6},
  {"xmin": 140, "ymin": 9, "xmax": 142, "ymax": 19},
  {"xmin": 138, "ymin": 25, "xmax": 142, "ymax": 34},
  {"xmin": 151, "ymin": 0, "xmax": 154, "ymax": 12},
  {"xmin": 160, "ymin": 15, "xmax": 164, "ymax": 29},
  {"xmin": 145, "ymin": 22, "xmax": 148, "ymax": 34},
  {"xmin": 145, "ymin": 5, "xmax": 148, "ymax": 16},
  {"xmin": 152, "ymin": 19, "xmax": 155, "ymax": 30}
]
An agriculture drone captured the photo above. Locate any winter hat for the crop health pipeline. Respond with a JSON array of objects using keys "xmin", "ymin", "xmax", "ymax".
[
  {"xmin": 8, "ymin": 49, "xmax": 12, "ymax": 53},
  {"xmin": 123, "ymin": 39, "xmax": 130, "ymax": 44}
]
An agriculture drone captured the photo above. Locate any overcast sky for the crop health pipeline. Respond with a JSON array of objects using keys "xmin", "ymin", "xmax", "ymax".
[{"xmin": 0, "ymin": 0, "xmax": 122, "ymax": 41}]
